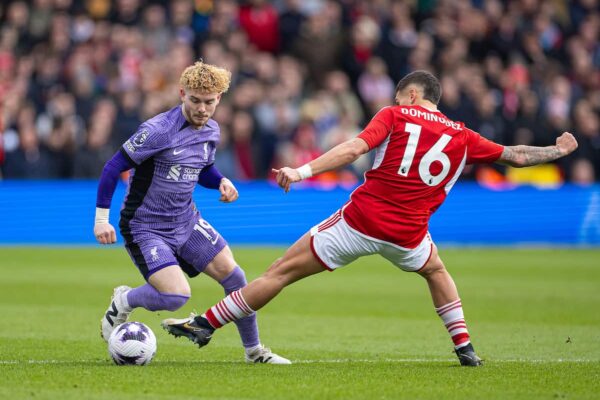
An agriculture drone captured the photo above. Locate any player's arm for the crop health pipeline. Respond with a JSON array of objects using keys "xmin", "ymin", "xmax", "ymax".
[
  {"xmin": 272, "ymin": 138, "xmax": 370, "ymax": 192},
  {"xmin": 496, "ymin": 132, "xmax": 578, "ymax": 167},
  {"xmin": 197, "ymin": 164, "xmax": 238, "ymax": 203},
  {"xmin": 272, "ymin": 106, "xmax": 393, "ymax": 192},
  {"xmin": 94, "ymin": 150, "xmax": 135, "ymax": 244}
]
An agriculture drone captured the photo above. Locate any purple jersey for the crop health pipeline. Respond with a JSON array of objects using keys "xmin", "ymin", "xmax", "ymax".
[{"xmin": 119, "ymin": 105, "xmax": 219, "ymax": 234}]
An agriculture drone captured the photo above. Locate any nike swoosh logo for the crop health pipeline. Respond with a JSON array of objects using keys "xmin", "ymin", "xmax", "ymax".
[
  {"xmin": 173, "ymin": 148, "xmax": 186, "ymax": 155},
  {"xmin": 183, "ymin": 323, "xmax": 206, "ymax": 333}
]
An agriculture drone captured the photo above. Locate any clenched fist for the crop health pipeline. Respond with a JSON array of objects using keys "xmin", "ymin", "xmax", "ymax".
[
  {"xmin": 94, "ymin": 223, "xmax": 116, "ymax": 244},
  {"xmin": 556, "ymin": 132, "xmax": 578, "ymax": 157}
]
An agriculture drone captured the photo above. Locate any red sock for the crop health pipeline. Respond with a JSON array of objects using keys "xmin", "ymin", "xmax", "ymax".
[{"xmin": 202, "ymin": 290, "xmax": 254, "ymax": 328}]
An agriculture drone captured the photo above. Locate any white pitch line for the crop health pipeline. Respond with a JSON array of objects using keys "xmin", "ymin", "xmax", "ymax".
[
  {"xmin": 294, "ymin": 358, "xmax": 599, "ymax": 364},
  {"xmin": 0, "ymin": 359, "xmax": 597, "ymax": 365}
]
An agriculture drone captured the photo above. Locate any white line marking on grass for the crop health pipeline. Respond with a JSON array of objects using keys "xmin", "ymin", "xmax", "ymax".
[
  {"xmin": 0, "ymin": 360, "xmax": 101, "ymax": 365},
  {"xmin": 293, "ymin": 358, "xmax": 599, "ymax": 364},
  {"xmin": 0, "ymin": 359, "xmax": 598, "ymax": 365}
]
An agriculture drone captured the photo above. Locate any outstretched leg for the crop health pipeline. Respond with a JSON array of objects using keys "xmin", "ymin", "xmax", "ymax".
[
  {"xmin": 204, "ymin": 232, "xmax": 324, "ymax": 327},
  {"xmin": 202, "ymin": 246, "xmax": 288, "ymax": 363},
  {"xmin": 161, "ymin": 233, "xmax": 325, "ymax": 355},
  {"xmin": 417, "ymin": 245, "xmax": 482, "ymax": 366}
]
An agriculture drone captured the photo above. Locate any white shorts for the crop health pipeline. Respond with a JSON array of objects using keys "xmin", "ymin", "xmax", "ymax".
[{"xmin": 309, "ymin": 210, "xmax": 433, "ymax": 272}]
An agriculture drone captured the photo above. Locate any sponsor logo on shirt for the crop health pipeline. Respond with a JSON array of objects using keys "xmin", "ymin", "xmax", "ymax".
[
  {"xmin": 167, "ymin": 165, "xmax": 181, "ymax": 181},
  {"xmin": 182, "ymin": 167, "xmax": 200, "ymax": 181},
  {"xmin": 166, "ymin": 165, "xmax": 200, "ymax": 181}
]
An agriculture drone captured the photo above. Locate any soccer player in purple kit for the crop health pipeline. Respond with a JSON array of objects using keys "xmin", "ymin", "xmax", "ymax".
[{"xmin": 93, "ymin": 61, "xmax": 290, "ymax": 364}]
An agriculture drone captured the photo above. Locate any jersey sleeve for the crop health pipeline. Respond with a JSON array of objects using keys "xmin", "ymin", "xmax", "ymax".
[
  {"xmin": 357, "ymin": 106, "xmax": 395, "ymax": 149},
  {"xmin": 465, "ymin": 128, "xmax": 504, "ymax": 164},
  {"xmin": 121, "ymin": 122, "xmax": 169, "ymax": 165}
]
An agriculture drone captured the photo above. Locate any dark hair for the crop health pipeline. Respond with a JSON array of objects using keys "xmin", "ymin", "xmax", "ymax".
[{"xmin": 395, "ymin": 70, "xmax": 442, "ymax": 104}]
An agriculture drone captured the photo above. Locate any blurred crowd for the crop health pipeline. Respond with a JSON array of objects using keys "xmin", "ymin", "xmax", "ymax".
[{"xmin": 0, "ymin": 0, "xmax": 598, "ymax": 185}]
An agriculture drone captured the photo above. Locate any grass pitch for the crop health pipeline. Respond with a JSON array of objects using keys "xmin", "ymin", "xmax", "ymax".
[{"xmin": 1, "ymin": 247, "xmax": 599, "ymax": 399}]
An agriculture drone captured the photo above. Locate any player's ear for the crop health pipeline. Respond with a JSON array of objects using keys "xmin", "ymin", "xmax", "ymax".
[
  {"xmin": 179, "ymin": 87, "xmax": 186, "ymax": 101},
  {"xmin": 409, "ymin": 88, "xmax": 417, "ymax": 104}
]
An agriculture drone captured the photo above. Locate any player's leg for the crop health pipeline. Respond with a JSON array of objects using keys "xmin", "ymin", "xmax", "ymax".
[
  {"xmin": 129, "ymin": 265, "xmax": 191, "ymax": 310},
  {"xmin": 162, "ymin": 210, "xmax": 369, "ymax": 361},
  {"xmin": 158, "ymin": 215, "xmax": 294, "ymax": 362},
  {"xmin": 416, "ymin": 244, "xmax": 458, "ymax": 306},
  {"xmin": 164, "ymin": 212, "xmax": 369, "ymax": 337},
  {"xmin": 204, "ymin": 232, "xmax": 324, "ymax": 326},
  {"xmin": 101, "ymin": 238, "xmax": 190, "ymax": 341},
  {"xmin": 416, "ymin": 244, "xmax": 482, "ymax": 366},
  {"xmin": 214, "ymin": 209, "xmax": 355, "ymax": 314},
  {"xmin": 202, "ymin": 246, "xmax": 259, "ymax": 349},
  {"xmin": 202, "ymin": 245, "xmax": 291, "ymax": 364},
  {"xmin": 162, "ymin": 231, "xmax": 325, "ymax": 344}
]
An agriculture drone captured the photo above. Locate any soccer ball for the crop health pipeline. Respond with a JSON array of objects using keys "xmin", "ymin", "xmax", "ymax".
[{"xmin": 108, "ymin": 322, "xmax": 157, "ymax": 366}]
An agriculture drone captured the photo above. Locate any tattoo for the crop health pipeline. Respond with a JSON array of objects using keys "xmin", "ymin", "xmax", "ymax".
[{"xmin": 499, "ymin": 145, "xmax": 563, "ymax": 167}]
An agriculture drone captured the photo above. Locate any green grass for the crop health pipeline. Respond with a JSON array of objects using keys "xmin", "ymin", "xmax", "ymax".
[{"xmin": 1, "ymin": 247, "xmax": 599, "ymax": 399}]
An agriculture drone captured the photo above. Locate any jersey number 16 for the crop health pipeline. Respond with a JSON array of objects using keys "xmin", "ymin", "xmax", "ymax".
[{"xmin": 398, "ymin": 123, "xmax": 452, "ymax": 186}]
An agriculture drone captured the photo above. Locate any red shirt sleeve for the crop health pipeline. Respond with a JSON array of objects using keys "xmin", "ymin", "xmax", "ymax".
[
  {"xmin": 358, "ymin": 106, "xmax": 395, "ymax": 149},
  {"xmin": 465, "ymin": 128, "xmax": 504, "ymax": 164}
]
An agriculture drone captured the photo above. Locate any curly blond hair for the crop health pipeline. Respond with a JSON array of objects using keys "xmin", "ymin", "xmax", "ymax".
[{"xmin": 179, "ymin": 61, "xmax": 231, "ymax": 94}]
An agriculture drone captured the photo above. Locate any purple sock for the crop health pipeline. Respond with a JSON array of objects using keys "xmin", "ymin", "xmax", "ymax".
[
  {"xmin": 220, "ymin": 266, "xmax": 260, "ymax": 348},
  {"xmin": 126, "ymin": 283, "xmax": 189, "ymax": 312}
]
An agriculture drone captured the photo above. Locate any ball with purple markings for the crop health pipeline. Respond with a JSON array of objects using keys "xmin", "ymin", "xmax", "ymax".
[{"xmin": 108, "ymin": 322, "xmax": 157, "ymax": 366}]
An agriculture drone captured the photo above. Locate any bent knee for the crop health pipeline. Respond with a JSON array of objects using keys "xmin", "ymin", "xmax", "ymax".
[
  {"xmin": 165, "ymin": 282, "xmax": 192, "ymax": 298},
  {"xmin": 417, "ymin": 249, "xmax": 446, "ymax": 277},
  {"xmin": 148, "ymin": 292, "xmax": 190, "ymax": 312}
]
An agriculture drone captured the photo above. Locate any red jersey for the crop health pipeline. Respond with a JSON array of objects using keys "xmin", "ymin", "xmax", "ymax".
[{"xmin": 343, "ymin": 105, "xmax": 504, "ymax": 248}]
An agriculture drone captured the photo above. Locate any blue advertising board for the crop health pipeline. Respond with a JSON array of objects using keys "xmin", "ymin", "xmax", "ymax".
[{"xmin": 0, "ymin": 181, "xmax": 598, "ymax": 246}]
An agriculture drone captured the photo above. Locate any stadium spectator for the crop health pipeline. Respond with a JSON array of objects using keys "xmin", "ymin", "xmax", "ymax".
[
  {"xmin": 341, "ymin": 15, "xmax": 381, "ymax": 86},
  {"xmin": 377, "ymin": 0, "xmax": 417, "ymax": 83},
  {"xmin": 2, "ymin": 101, "xmax": 55, "ymax": 178},
  {"xmin": 278, "ymin": 0, "xmax": 305, "ymax": 54},
  {"xmin": 291, "ymin": 6, "xmax": 344, "ymax": 87},
  {"xmin": 230, "ymin": 109, "xmax": 257, "ymax": 179},
  {"xmin": 357, "ymin": 56, "xmax": 396, "ymax": 116},
  {"xmin": 238, "ymin": 0, "xmax": 280, "ymax": 53},
  {"xmin": 73, "ymin": 98, "xmax": 117, "ymax": 178}
]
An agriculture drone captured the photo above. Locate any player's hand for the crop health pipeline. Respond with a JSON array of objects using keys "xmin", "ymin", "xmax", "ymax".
[
  {"xmin": 556, "ymin": 132, "xmax": 578, "ymax": 156},
  {"xmin": 272, "ymin": 167, "xmax": 302, "ymax": 193},
  {"xmin": 219, "ymin": 178, "xmax": 239, "ymax": 203},
  {"xmin": 94, "ymin": 223, "xmax": 116, "ymax": 244}
]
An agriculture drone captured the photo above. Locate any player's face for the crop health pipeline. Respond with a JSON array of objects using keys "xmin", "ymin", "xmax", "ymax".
[{"xmin": 180, "ymin": 88, "xmax": 221, "ymax": 128}]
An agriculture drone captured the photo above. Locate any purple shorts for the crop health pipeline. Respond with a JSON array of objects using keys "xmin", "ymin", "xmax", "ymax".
[{"xmin": 123, "ymin": 215, "xmax": 227, "ymax": 280}]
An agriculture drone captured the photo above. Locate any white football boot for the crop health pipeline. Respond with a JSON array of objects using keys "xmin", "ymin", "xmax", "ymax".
[
  {"xmin": 245, "ymin": 344, "xmax": 292, "ymax": 364},
  {"xmin": 101, "ymin": 285, "xmax": 133, "ymax": 342}
]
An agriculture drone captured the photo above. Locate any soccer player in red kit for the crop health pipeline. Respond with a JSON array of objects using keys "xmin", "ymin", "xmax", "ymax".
[{"xmin": 162, "ymin": 71, "xmax": 578, "ymax": 366}]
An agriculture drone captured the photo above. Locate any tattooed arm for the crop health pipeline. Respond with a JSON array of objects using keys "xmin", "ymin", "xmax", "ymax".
[{"xmin": 497, "ymin": 132, "xmax": 578, "ymax": 167}]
